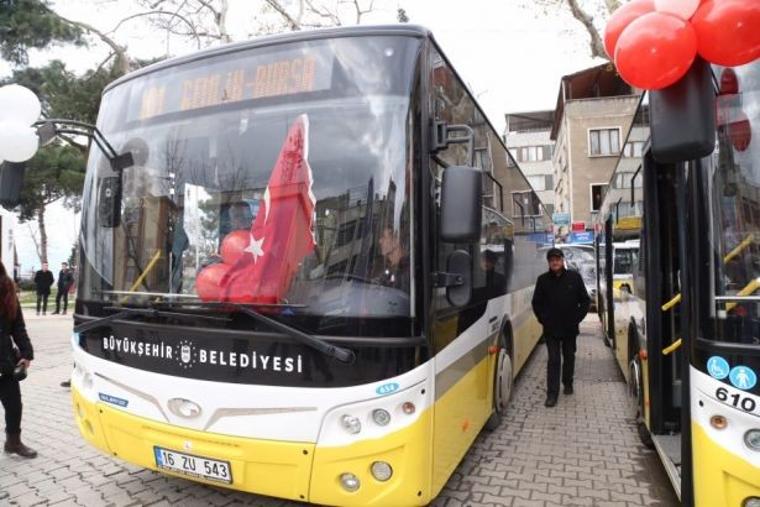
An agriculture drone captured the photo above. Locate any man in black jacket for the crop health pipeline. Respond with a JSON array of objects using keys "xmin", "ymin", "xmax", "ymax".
[
  {"xmin": 33, "ymin": 263, "xmax": 54, "ymax": 316},
  {"xmin": 52, "ymin": 262, "xmax": 74, "ymax": 315},
  {"xmin": 532, "ymin": 248, "xmax": 590, "ymax": 407}
]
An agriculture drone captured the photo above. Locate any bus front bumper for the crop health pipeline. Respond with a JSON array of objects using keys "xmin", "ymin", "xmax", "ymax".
[{"xmin": 71, "ymin": 386, "xmax": 432, "ymax": 506}]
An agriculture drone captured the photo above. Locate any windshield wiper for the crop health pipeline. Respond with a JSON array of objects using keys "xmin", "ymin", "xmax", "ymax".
[
  {"xmin": 74, "ymin": 307, "xmax": 230, "ymax": 334},
  {"xmin": 233, "ymin": 305, "xmax": 356, "ymax": 364}
]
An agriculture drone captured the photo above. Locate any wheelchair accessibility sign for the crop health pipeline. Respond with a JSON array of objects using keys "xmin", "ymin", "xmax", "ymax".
[
  {"xmin": 729, "ymin": 365, "xmax": 757, "ymax": 391},
  {"xmin": 707, "ymin": 356, "xmax": 730, "ymax": 380}
]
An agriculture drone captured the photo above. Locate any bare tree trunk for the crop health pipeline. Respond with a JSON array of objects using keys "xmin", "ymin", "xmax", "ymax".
[
  {"xmin": 565, "ymin": 0, "xmax": 609, "ymax": 60},
  {"xmin": 218, "ymin": 0, "xmax": 232, "ymax": 43},
  {"xmin": 36, "ymin": 208, "xmax": 48, "ymax": 265},
  {"xmin": 27, "ymin": 224, "xmax": 42, "ymax": 266}
]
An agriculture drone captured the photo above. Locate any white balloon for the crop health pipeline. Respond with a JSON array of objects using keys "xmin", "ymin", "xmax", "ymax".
[
  {"xmin": 654, "ymin": 0, "xmax": 701, "ymax": 20},
  {"xmin": 0, "ymin": 84, "xmax": 42, "ymax": 126},
  {"xmin": 0, "ymin": 122, "xmax": 39, "ymax": 163}
]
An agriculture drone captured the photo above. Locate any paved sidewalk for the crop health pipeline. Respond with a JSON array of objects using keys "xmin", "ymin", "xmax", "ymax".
[
  {"xmin": 432, "ymin": 318, "xmax": 679, "ymax": 507},
  {"xmin": 0, "ymin": 314, "xmax": 678, "ymax": 506}
]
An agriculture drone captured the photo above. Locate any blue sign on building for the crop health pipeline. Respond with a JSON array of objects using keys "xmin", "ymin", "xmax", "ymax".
[{"xmin": 569, "ymin": 231, "xmax": 594, "ymax": 244}]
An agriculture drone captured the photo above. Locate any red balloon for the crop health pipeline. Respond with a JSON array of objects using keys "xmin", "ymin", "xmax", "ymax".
[
  {"xmin": 614, "ymin": 12, "xmax": 697, "ymax": 90},
  {"xmin": 729, "ymin": 113, "xmax": 752, "ymax": 152},
  {"xmin": 692, "ymin": 0, "xmax": 760, "ymax": 67},
  {"xmin": 196, "ymin": 263, "xmax": 230, "ymax": 301},
  {"xmin": 220, "ymin": 229, "xmax": 250, "ymax": 265},
  {"xmin": 604, "ymin": 0, "xmax": 656, "ymax": 59}
]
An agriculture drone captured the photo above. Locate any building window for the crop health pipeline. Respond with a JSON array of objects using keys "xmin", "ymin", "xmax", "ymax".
[
  {"xmin": 589, "ymin": 128, "xmax": 621, "ymax": 156},
  {"xmin": 515, "ymin": 145, "xmax": 552, "ymax": 163},
  {"xmin": 512, "ymin": 191, "xmax": 541, "ymax": 217},
  {"xmin": 623, "ymin": 141, "xmax": 645, "ymax": 158},
  {"xmin": 591, "ymin": 184, "xmax": 608, "ymax": 212}
]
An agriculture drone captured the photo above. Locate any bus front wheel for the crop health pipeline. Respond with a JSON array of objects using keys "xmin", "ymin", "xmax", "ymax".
[
  {"xmin": 485, "ymin": 344, "xmax": 513, "ymax": 431},
  {"xmin": 629, "ymin": 356, "xmax": 654, "ymax": 449}
]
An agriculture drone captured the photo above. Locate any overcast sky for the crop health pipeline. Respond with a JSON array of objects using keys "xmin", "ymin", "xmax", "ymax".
[{"xmin": 4, "ymin": 0, "xmax": 603, "ymax": 275}]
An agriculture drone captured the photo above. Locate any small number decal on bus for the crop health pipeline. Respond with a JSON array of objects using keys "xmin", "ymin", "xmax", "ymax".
[{"xmin": 716, "ymin": 386, "xmax": 757, "ymax": 413}]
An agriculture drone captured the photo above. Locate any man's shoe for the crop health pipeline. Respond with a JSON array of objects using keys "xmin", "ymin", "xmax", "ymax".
[
  {"xmin": 51, "ymin": 311, "xmax": 59, "ymax": 315},
  {"xmin": 62, "ymin": 311, "xmax": 67, "ymax": 315},
  {"xmin": 564, "ymin": 385, "xmax": 574, "ymax": 395},
  {"xmin": 60, "ymin": 380, "xmax": 71, "ymax": 388},
  {"xmin": 544, "ymin": 396, "xmax": 558, "ymax": 408},
  {"xmin": 36, "ymin": 312, "xmax": 40, "ymax": 316},
  {"xmin": 4, "ymin": 432, "xmax": 37, "ymax": 459}
]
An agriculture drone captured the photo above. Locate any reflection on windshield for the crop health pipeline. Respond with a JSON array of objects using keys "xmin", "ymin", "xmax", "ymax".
[
  {"xmin": 710, "ymin": 60, "xmax": 760, "ymax": 344},
  {"xmin": 79, "ymin": 36, "xmax": 419, "ymax": 320}
]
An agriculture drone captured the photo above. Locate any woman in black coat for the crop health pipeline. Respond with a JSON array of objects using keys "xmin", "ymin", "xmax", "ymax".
[{"xmin": 0, "ymin": 260, "xmax": 36, "ymax": 458}]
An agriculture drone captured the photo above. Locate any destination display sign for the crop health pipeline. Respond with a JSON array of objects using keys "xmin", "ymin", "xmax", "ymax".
[{"xmin": 128, "ymin": 46, "xmax": 335, "ymax": 122}]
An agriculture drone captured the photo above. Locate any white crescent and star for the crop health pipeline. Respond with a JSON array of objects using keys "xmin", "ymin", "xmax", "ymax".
[{"xmin": 244, "ymin": 234, "xmax": 265, "ymax": 263}]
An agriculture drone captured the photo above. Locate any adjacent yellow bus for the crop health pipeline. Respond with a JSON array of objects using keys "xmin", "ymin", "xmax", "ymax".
[{"xmin": 596, "ymin": 58, "xmax": 760, "ymax": 506}]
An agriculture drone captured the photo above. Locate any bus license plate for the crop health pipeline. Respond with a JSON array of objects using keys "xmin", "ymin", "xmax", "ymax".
[{"xmin": 153, "ymin": 446, "xmax": 232, "ymax": 484}]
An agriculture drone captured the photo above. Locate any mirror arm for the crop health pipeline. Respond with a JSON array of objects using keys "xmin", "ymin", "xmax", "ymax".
[{"xmin": 33, "ymin": 119, "xmax": 133, "ymax": 171}]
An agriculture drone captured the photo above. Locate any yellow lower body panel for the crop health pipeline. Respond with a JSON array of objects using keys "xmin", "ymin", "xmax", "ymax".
[
  {"xmin": 71, "ymin": 387, "xmax": 314, "ymax": 501},
  {"xmin": 309, "ymin": 409, "xmax": 433, "ymax": 507},
  {"xmin": 72, "ymin": 386, "xmax": 434, "ymax": 506},
  {"xmin": 692, "ymin": 421, "xmax": 760, "ymax": 507}
]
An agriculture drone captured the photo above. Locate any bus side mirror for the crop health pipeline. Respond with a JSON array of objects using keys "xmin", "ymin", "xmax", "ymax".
[
  {"xmin": 0, "ymin": 162, "xmax": 25, "ymax": 207},
  {"xmin": 446, "ymin": 249, "xmax": 472, "ymax": 307},
  {"xmin": 650, "ymin": 58, "xmax": 715, "ymax": 163},
  {"xmin": 98, "ymin": 176, "xmax": 122, "ymax": 228},
  {"xmin": 440, "ymin": 165, "xmax": 482, "ymax": 243}
]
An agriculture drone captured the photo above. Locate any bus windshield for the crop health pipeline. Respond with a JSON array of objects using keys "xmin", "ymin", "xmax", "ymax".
[
  {"xmin": 709, "ymin": 60, "xmax": 760, "ymax": 344},
  {"xmin": 79, "ymin": 35, "xmax": 420, "ymax": 320}
]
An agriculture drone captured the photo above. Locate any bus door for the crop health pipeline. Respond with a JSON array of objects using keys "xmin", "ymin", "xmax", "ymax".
[
  {"xmin": 604, "ymin": 216, "xmax": 615, "ymax": 347},
  {"xmin": 642, "ymin": 153, "xmax": 684, "ymax": 494}
]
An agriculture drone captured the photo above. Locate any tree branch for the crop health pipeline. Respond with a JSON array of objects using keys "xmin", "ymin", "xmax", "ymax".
[
  {"xmin": 565, "ymin": 0, "xmax": 608, "ymax": 60},
  {"xmin": 109, "ymin": 9, "xmax": 202, "ymax": 49},
  {"xmin": 55, "ymin": 13, "xmax": 131, "ymax": 74},
  {"xmin": 264, "ymin": 0, "xmax": 303, "ymax": 30}
]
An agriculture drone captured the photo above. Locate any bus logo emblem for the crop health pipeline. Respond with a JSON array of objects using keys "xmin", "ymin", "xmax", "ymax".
[
  {"xmin": 729, "ymin": 366, "xmax": 757, "ymax": 391},
  {"xmin": 181, "ymin": 345, "xmax": 192, "ymax": 364},
  {"xmin": 376, "ymin": 382, "xmax": 399, "ymax": 396},
  {"xmin": 707, "ymin": 356, "xmax": 730, "ymax": 380}
]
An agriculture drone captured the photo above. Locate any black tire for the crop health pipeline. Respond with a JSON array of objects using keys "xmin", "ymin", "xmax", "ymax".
[{"xmin": 629, "ymin": 354, "xmax": 654, "ymax": 450}]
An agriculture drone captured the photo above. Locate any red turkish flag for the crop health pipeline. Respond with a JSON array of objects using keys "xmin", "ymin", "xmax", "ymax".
[{"xmin": 221, "ymin": 114, "xmax": 316, "ymax": 303}]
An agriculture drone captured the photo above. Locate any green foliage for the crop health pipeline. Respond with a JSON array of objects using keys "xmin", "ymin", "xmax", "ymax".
[
  {"xmin": 14, "ymin": 143, "xmax": 86, "ymax": 221},
  {"xmin": 0, "ymin": 0, "xmax": 83, "ymax": 66}
]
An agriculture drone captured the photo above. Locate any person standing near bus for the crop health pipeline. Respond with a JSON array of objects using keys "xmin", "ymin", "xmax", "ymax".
[
  {"xmin": 52, "ymin": 262, "xmax": 74, "ymax": 315},
  {"xmin": 531, "ymin": 248, "xmax": 590, "ymax": 407},
  {"xmin": 33, "ymin": 263, "xmax": 54, "ymax": 316},
  {"xmin": 0, "ymin": 260, "xmax": 37, "ymax": 458}
]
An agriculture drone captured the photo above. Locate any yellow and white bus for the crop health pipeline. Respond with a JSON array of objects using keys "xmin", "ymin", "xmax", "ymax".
[
  {"xmin": 596, "ymin": 58, "xmax": 760, "ymax": 506},
  {"xmin": 50, "ymin": 26, "xmax": 551, "ymax": 506}
]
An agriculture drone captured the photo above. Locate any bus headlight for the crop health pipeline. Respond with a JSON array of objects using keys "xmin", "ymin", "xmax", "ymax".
[
  {"xmin": 370, "ymin": 461, "xmax": 393, "ymax": 481},
  {"xmin": 340, "ymin": 415, "xmax": 361, "ymax": 434},
  {"xmin": 339, "ymin": 472, "xmax": 360, "ymax": 492},
  {"xmin": 744, "ymin": 429, "xmax": 760, "ymax": 451},
  {"xmin": 743, "ymin": 497, "xmax": 760, "ymax": 507},
  {"xmin": 372, "ymin": 409, "xmax": 391, "ymax": 426}
]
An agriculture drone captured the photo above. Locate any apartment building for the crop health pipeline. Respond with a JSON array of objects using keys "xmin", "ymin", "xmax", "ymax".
[
  {"xmin": 503, "ymin": 110, "xmax": 555, "ymax": 215},
  {"xmin": 550, "ymin": 63, "xmax": 640, "ymax": 234}
]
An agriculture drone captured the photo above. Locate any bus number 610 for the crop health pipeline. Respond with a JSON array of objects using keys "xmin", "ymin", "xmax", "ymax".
[{"xmin": 716, "ymin": 386, "xmax": 757, "ymax": 412}]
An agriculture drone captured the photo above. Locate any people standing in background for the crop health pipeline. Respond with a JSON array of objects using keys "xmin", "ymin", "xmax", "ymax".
[
  {"xmin": 33, "ymin": 263, "xmax": 54, "ymax": 316},
  {"xmin": 52, "ymin": 262, "xmax": 74, "ymax": 315}
]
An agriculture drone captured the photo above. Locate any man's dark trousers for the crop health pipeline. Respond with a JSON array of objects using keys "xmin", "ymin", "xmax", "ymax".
[
  {"xmin": 36, "ymin": 293, "xmax": 49, "ymax": 314},
  {"xmin": 546, "ymin": 335, "xmax": 577, "ymax": 397},
  {"xmin": 55, "ymin": 289, "xmax": 69, "ymax": 313}
]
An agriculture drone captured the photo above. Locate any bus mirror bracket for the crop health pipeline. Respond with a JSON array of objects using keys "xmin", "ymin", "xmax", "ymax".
[
  {"xmin": 431, "ymin": 120, "xmax": 475, "ymax": 166},
  {"xmin": 33, "ymin": 119, "xmax": 135, "ymax": 228},
  {"xmin": 443, "ymin": 249, "xmax": 472, "ymax": 307}
]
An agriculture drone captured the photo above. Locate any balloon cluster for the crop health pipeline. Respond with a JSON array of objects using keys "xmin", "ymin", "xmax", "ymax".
[
  {"xmin": 0, "ymin": 85, "xmax": 41, "ymax": 164},
  {"xmin": 195, "ymin": 230, "xmax": 251, "ymax": 301},
  {"xmin": 605, "ymin": 0, "xmax": 760, "ymax": 90}
]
